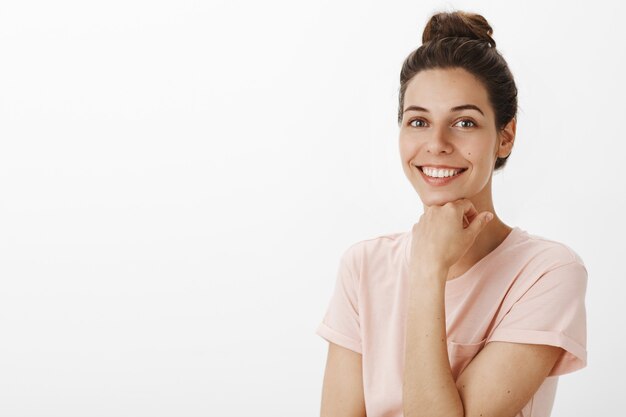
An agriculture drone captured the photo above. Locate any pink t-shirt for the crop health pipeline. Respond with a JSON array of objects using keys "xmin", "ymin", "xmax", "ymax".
[{"xmin": 316, "ymin": 226, "xmax": 588, "ymax": 417}]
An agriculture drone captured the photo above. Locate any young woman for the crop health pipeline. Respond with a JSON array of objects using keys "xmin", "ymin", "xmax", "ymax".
[{"xmin": 316, "ymin": 10, "xmax": 588, "ymax": 417}]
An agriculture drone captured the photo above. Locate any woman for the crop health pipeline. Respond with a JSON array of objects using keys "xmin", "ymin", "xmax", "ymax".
[{"xmin": 316, "ymin": 10, "xmax": 588, "ymax": 417}]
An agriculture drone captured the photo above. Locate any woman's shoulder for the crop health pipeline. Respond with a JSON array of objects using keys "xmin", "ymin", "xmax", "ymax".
[
  {"xmin": 339, "ymin": 229, "xmax": 411, "ymax": 267},
  {"xmin": 515, "ymin": 227, "xmax": 586, "ymax": 266}
]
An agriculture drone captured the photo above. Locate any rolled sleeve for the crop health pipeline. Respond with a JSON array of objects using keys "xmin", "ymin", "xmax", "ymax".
[
  {"xmin": 487, "ymin": 261, "xmax": 588, "ymax": 376},
  {"xmin": 316, "ymin": 246, "xmax": 362, "ymax": 354}
]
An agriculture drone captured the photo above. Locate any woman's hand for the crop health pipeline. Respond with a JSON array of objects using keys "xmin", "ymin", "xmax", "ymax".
[{"xmin": 410, "ymin": 198, "xmax": 494, "ymax": 276}]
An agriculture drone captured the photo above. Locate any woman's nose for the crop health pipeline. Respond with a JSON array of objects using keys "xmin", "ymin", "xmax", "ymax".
[{"xmin": 425, "ymin": 127, "xmax": 453, "ymax": 154}]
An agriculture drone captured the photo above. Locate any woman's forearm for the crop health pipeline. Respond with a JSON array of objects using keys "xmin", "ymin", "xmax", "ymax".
[{"xmin": 403, "ymin": 265, "xmax": 464, "ymax": 417}]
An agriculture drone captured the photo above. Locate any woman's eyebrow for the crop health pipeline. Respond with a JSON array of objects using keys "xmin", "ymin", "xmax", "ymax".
[{"xmin": 403, "ymin": 104, "xmax": 484, "ymax": 116}]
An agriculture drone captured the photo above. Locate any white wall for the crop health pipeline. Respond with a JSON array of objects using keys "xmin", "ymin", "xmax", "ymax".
[{"xmin": 0, "ymin": 0, "xmax": 622, "ymax": 416}]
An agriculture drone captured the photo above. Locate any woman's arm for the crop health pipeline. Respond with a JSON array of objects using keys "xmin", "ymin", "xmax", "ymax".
[
  {"xmin": 403, "ymin": 264, "xmax": 464, "ymax": 417},
  {"xmin": 403, "ymin": 264, "xmax": 563, "ymax": 417},
  {"xmin": 320, "ymin": 342, "xmax": 366, "ymax": 417}
]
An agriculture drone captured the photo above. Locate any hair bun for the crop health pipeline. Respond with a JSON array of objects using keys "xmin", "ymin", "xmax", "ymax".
[{"xmin": 422, "ymin": 11, "xmax": 496, "ymax": 48}]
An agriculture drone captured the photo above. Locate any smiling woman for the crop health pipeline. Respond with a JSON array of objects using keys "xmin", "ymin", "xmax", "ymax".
[
  {"xmin": 316, "ymin": 9, "xmax": 588, "ymax": 417},
  {"xmin": 399, "ymin": 66, "xmax": 514, "ymax": 209}
]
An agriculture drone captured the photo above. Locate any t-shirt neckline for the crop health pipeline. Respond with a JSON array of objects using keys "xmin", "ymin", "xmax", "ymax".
[{"xmin": 403, "ymin": 226, "xmax": 523, "ymax": 291}]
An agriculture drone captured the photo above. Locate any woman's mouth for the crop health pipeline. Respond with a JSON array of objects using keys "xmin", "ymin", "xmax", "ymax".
[{"xmin": 415, "ymin": 165, "xmax": 468, "ymax": 186}]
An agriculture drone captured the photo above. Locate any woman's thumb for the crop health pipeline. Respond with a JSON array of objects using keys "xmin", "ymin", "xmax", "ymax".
[{"xmin": 468, "ymin": 211, "xmax": 494, "ymax": 235}]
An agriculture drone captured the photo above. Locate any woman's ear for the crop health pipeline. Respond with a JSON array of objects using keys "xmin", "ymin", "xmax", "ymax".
[{"xmin": 496, "ymin": 117, "xmax": 516, "ymax": 158}]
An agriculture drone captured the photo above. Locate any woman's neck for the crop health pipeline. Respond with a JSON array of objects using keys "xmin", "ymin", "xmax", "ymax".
[{"xmin": 446, "ymin": 217, "xmax": 513, "ymax": 281}]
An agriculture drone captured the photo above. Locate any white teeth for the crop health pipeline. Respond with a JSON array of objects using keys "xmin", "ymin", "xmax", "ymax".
[{"xmin": 421, "ymin": 167, "xmax": 464, "ymax": 178}]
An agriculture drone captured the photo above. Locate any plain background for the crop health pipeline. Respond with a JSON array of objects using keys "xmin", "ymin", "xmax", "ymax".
[{"xmin": 0, "ymin": 0, "xmax": 623, "ymax": 416}]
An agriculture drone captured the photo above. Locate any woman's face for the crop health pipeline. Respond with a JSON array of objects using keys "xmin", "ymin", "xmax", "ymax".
[{"xmin": 398, "ymin": 67, "xmax": 515, "ymax": 208}]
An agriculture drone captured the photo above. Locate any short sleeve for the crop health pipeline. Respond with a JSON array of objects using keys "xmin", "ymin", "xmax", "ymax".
[
  {"xmin": 486, "ymin": 260, "xmax": 588, "ymax": 376},
  {"xmin": 315, "ymin": 246, "xmax": 362, "ymax": 354}
]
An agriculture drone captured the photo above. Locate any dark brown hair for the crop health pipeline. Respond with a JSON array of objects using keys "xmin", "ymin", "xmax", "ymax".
[{"xmin": 397, "ymin": 10, "xmax": 518, "ymax": 170}]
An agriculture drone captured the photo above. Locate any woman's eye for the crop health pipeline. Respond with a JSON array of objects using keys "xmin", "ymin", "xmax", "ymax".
[
  {"xmin": 409, "ymin": 119, "xmax": 427, "ymax": 128},
  {"xmin": 408, "ymin": 119, "xmax": 476, "ymax": 128},
  {"xmin": 455, "ymin": 119, "xmax": 476, "ymax": 128}
]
